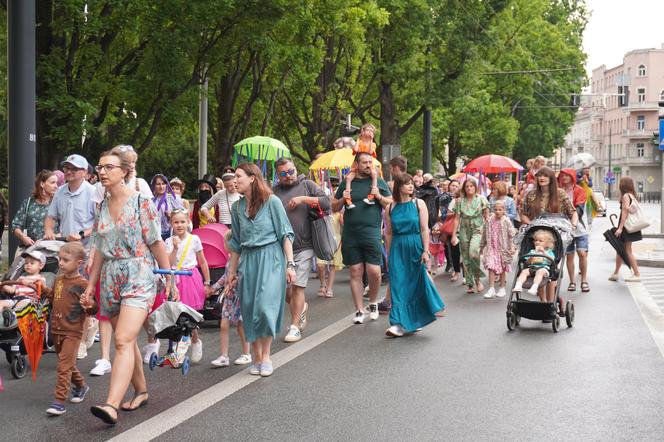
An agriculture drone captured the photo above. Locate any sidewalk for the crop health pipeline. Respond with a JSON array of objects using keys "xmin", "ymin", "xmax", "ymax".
[{"xmin": 623, "ymin": 201, "xmax": 664, "ymax": 268}]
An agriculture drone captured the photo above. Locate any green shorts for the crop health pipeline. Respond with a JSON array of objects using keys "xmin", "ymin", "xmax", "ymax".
[{"xmin": 342, "ymin": 236, "xmax": 383, "ymax": 267}]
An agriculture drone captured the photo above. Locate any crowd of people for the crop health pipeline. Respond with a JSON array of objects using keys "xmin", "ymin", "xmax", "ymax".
[{"xmin": 0, "ymin": 126, "xmax": 648, "ymax": 425}]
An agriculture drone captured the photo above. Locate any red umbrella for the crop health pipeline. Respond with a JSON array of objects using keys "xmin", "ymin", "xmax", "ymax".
[
  {"xmin": 16, "ymin": 302, "xmax": 46, "ymax": 381},
  {"xmin": 462, "ymin": 154, "xmax": 523, "ymax": 173}
]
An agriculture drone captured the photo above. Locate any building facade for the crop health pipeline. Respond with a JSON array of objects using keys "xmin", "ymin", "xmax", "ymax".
[{"xmin": 588, "ymin": 46, "xmax": 664, "ymax": 199}]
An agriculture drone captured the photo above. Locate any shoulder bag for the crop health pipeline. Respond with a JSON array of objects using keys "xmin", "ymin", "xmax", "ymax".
[
  {"xmin": 624, "ymin": 195, "xmax": 650, "ymax": 233},
  {"xmin": 308, "ymin": 204, "xmax": 338, "ymax": 261}
]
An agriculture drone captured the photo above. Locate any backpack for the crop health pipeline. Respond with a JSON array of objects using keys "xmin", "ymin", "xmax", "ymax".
[{"xmin": 418, "ymin": 185, "xmax": 440, "ymax": 228}]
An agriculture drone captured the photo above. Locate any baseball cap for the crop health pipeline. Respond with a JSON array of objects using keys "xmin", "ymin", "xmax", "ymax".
[
  {"xmin": 21, "ymin": 250, "xmax": 46, "ymax": 265},
  {"xmin": 61, "ymin": 154, "xmax": 89, "ymax": 170}
]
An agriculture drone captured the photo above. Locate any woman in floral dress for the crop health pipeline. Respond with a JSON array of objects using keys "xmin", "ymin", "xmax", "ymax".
[
  {"xmin": 83, "ymin": 149, "xmax": 171, "ymax": 425},
  {"xmin": 452, "ymin": 178, "xmax": 489, "ymax": 293}
]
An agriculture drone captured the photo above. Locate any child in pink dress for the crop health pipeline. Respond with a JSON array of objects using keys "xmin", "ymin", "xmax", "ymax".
[
  {"xmin": 164, "ymin": 210, "xmax": 212, "ymax": 363},
  {"xmin": 480, "ymin": 200, "xmax": 515, "ymax": 299}
]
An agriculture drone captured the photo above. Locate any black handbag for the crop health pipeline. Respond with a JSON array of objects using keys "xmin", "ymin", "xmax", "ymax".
[{"xmin": 308, "ymin": 204, "xmax": 337, "ymax": 261}]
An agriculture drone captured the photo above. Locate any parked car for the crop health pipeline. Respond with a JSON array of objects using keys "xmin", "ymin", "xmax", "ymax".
[{"xmin": 592, "ymin": 191, "xmax": 607, "ymax": 217}]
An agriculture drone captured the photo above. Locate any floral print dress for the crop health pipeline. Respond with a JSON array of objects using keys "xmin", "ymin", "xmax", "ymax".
[
  {"xmin": 453, "ymin": 195, "xmax": 489, "ymax": 288},
  {"xmin": 91, "ymin": 194, "xmax": 162, "ymax": 317},
  {"xmin": 11, "ymin": 197, "xmax": 58, "ymax": 241}
]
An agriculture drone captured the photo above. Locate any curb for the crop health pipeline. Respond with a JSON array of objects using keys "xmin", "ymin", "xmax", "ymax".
[{"xmin": 637, "ymin": 258, "xmax": 664, "ymax": 268}]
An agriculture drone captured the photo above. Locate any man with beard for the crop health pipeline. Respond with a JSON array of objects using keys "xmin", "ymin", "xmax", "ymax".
[
  {"xmin": 273, "ymin": 158, "xmax": 330, "ymax": 343},
  {"xmin": 332, "ymin": 152, "xmax": 392, "ymax": 324},
  {"xmin": 201, "ymin": 170, "xmax": 241, "ymax": 228},
  {"xmin": 192, "ymin": 174, "xmax": 219, "ymax": 228}
]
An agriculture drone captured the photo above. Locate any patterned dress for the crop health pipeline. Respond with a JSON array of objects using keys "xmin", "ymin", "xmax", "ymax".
[
  {"xmin": 91, "ymin": 194, "xmax": 162, "ymax": 317},
  {"xmin": 453, "ymin": 195, "xmax": 489, "ymax": 288},
  {"xmin": 481, "ymin": 215, "xmax": 515, "ymax": 274},
  {"xmin": 11, "ymin": 197, "xmax": 58, "ymax": 241}
]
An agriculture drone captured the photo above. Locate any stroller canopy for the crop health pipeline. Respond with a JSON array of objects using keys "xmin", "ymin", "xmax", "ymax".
[{"xmin": 192, "ymin": 224, "xmax": 230, "ymax": 269}]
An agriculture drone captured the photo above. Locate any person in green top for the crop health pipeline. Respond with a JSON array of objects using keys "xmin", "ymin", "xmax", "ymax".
[
  {"xmin": 332, "ymin": 152, "xmax": 392, "ymax": 325},
  {"xmin": 12, "ymin": 170, "xmax": 60, "ymax": 248},
  {"xmin": 451, "ymin": 178, "xmax": 489, "ymax": 294}
]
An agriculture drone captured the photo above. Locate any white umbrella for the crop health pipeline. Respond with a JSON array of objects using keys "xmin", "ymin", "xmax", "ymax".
[{"xmin": 566, "ymin": 153, "xmax": 596, "ymax": 170}]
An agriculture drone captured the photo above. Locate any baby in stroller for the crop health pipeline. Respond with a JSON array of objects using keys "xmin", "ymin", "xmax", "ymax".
[
  {"xmin": 512, "ymin": 229, "xmax": 556, "ymax": 299},
  {"xmin": 0, "ymin": 250, "xmax": 48, "ymax": 327}
]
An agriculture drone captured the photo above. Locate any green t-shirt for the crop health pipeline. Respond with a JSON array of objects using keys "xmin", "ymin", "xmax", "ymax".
[{"xmin": 335, "ymin": 177, "xmax": 391, "ymax": 241}]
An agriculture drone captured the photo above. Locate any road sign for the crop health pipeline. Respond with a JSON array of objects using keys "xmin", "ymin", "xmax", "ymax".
[
  {"xmin": 603, "ymin": 176, "xmax": 616, "ymax": 184},
  {"xmin": 612, "ymin": 166, "xmax": 622, "ymax": 173},
  {"xmin": 660, "ymin": 119, "xmax": 664, "ymax": 150},
  {"xmin": 607, "ymin": 170, "xmax": 614, "ymax": 178},
  {"xmin": 648, "ymin": 175, "xmax": 655, "ymax": 184}
]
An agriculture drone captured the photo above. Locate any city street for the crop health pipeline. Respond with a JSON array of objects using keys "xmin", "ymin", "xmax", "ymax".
[{"xmin": 1, "ymin": 204, "xmax": 664, "ymax": 441}]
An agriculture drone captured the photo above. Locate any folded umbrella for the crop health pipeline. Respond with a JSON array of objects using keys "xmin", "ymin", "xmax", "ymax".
[{"xmin": 603, "ymin": 214, "xmax": 631, "ymax": 270}]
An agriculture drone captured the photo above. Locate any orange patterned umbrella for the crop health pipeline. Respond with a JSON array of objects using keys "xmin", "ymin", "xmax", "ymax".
[{"xmin": 15, "ymin": 283, "xmax": 46, "ymax": 381}]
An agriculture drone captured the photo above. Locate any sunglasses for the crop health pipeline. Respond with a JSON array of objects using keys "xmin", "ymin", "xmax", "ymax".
[
  {"xmin": 95, "ymin": 164, "xmax": 122, "ymax": 173},
  {"xmin": 278, "ymin": 169, "xmax": 295, "ymax": 178},
  {"xmin": 117, "ymin": 144, "xmax": 134, "ymax": 152},
  {"xmin": 171, "ymin": 208, "xmax": 189, "ymax": 214},
  {"xmin": 63, "ymin": 165, "xmax": 84, "ymax": 172}
]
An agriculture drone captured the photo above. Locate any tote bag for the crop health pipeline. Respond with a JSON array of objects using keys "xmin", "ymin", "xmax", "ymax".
[
  {"xmin": 308, "ymin": 204, "xmax": 338, "ymax": 261},
  {"xmin": 624, "ymin": 196, "xmax": 650, "ymax": 233}
]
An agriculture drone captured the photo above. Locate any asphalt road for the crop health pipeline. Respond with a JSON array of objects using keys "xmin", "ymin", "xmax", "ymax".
[{"xmin": 1, "ymin": 210, "xmax": 664, "ymax": 441}]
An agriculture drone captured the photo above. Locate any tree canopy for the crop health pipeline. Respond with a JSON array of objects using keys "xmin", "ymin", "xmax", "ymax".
[{"xmin": 1, "ymin": 0, "xmax": 588, "ymax": 189}]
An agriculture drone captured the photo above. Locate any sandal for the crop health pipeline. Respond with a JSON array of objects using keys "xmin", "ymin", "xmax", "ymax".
[
  {"xmin": 581, "ymin": 281, "xmax": 590, "ymax": 293},
  {"xmin": 317, "ymin": 286, "xmax": 327, "ymax": 297},
  {"xmin": 567, "ymin": 283, "xmax": 576, "ymax": 292},
  {"xmin": 325, "ymin": 290, "xmax": 334, "ymax": 298},
  {"xmin": 466, "ymin": 286, "xmax": 475, "ymax": 294},
  {"xmin": 91, "ymin": 403, "xmax": 119, "ymax": 425},
  {"xmin": 450, "ymin": 273, "xmax": 459, "ymax": 282},
  {"xmin": 120, "ymin": 391, "xmax": 148, "ymax": 411}
]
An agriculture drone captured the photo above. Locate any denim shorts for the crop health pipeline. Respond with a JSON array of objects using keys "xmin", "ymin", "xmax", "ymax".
[{"xmin": 566, "ymin": 234, "xmax": 589, "ymax": 254}]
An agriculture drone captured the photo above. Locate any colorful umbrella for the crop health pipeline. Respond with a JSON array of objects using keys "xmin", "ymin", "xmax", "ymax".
[
  {"xmin": 566, "ymin": 153, "xmax": 596, "ymax": 170},
  {"xmin": 462, "ymin": 154, "xmax": 523, "ymax": 173},
  {"xmin": 233, "ymin": 136, "xmax": 291, "ymax": 162},
  {"xmin": 15, "ymin": 299, "xmax": 47, "ymax": 381},
  {"xmin": 309, "ymin": 148, "xmax": 381, "ymax": 171}
]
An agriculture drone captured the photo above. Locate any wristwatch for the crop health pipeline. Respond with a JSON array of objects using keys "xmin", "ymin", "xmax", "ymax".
[{"xmin": 287, "ymin": 260, "xmax": 296, "ymax": 269}]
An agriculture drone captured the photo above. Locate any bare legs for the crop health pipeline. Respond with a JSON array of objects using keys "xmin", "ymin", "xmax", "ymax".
[
  {"xmin": 349, "ymin": 263, "xmax": 381, "ymax": 311},
  {"xmin": 220, "ymin": 319, "xmax": 250, "ymax": 357},
  {"xmin": 287, "ymin": 285, "xmax": 306, "ymax": 328},
  {"xmin": 251, "ymin": 336, "xmax": 273, "ymax": 366},
  {"xmin": 613, "ymin": 241, "xmax": 640, "ymax": 277}
]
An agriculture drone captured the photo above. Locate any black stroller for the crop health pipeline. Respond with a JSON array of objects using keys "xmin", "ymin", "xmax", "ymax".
[
  {"xmin": 0, "ymin": 241, "xmax": 61, "ymax": 378},
  {"xmin": 506, "ymin": 214, "xmax": 575, "ymax": 333}
]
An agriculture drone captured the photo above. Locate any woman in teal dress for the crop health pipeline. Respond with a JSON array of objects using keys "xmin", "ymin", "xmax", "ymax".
[
  {"xmin": 452, "ymin": 178, "xmax": 489, "ymax": 294},
  {"xmin": 225, "ymin": 163, "xmax": 295, "ymax": 377},
  {"xmin": 384, "ymin": 174, "xmax": 444, "ymax": 337}
]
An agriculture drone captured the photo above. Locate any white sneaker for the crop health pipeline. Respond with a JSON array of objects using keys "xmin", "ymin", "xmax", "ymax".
[
  {"xmin": 608, "ymin": 273, "xmax": 619, "ymax": 282},
  {"xmin": 191, "ymin": 339, "xmax": 203, "ymax": 363},
  {"xmin": 368, "ymin": 303, "xmax": 379, "ymax": 320},
  {"xmin": 527, "ymin": 284, "xmax": 539, "ymax": 295},
  {"xmin": 385, "ymin": 325, "xmax": 404, "ymax": 337},
  {"xmin": 142, "ymin": 341, "xmax": 160, "ymax": 364},
  {"xmin": 77, "ymin": 342, "xmax": 87, "ymax": 360},
  {"xmin": 90, "ymin": 358, "xmax": 112, "ymax": 376},
  {"xmin": 513, "ymin": 283, "xmax": 523, "ymax": 293},
  {"xmin": 233, "ymin": 354, "xmax": 252, "ymax": 365},
  {"xmin": 211, "ymin": 355, "xmax": 230, "ymax": 367},
  {"xmin": 483, "ymin": 287, "xmax": 496, "ymax": 299},
  {"xmin": 496, "ymin": 288, "xmax": 506, "ymax": 298},
  {"xmin": 353, "ymin": 310, "xmax": 365, "ymax": 324},
  {"xmin": 284, "ymin": 325, "xmax": 302, "ymax": 343},
  {"xmin": 625, "ymin": 274, "xmax": 641, "ymax": 282}
]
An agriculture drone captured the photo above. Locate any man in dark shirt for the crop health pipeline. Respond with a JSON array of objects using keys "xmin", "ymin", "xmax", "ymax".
[{"xmin": 332, "ymin": 153, "xmax": 392, "ymax": 324}]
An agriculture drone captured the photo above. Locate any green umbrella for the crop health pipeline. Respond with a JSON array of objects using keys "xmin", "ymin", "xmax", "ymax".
[{"xmin": 233, "ymin": 136, "xmax": 291, "ymax": 162}]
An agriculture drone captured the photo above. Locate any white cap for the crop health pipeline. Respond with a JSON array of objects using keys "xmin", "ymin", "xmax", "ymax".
[
  {"xmin": 21, "ymin": 250, "xmax": 46, "ymax": 265},
  {"xmin": 61, "ymin": 154, "xmax": 89, "ymax": 170}
]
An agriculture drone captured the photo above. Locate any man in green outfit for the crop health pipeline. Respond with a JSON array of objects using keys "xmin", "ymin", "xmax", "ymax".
[{"xmin": 332, "ymin": 152, "xmax": 392, "ymax": 324}]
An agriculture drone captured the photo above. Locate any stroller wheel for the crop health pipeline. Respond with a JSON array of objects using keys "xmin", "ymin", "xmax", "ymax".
[
  {"xmin": 565, "ymin": 301, "xmax": 575, "ymax": 327},
  {"xmin": 552, "ymin": 315, "xmax": 560, "ymax": 333},
  {"xmin": 506, "ymin": 311, "xmax": 517, "ymax": 331},
  {"xmin": 182, "ymin": 356, "xmax": 190, "ymax": 375},
  {"xmin": 11, "ymin": 354, "xmax": 27, "ymax": 379},
  {"xmin": 149, "ymin": 352, "xmax": 159, "ymax": 371}
]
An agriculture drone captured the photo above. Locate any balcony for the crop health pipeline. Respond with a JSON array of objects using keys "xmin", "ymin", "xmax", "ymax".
[
  {"xmin": 623, "ymin": 129, "xmax": 655, "ymax": 139},
  {"xmin": 622, "ymin": 101, "xmax": 661, "ymax": 113}
]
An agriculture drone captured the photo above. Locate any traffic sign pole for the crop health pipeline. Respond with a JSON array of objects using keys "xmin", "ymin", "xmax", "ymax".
[{"xmin": 659, "ymin": 114, "xmax": 664, "ymax": 233}]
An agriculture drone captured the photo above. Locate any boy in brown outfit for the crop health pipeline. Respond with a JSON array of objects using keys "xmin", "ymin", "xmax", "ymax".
[{"xmin": 44, "ymin": 242, "xmax": 97, "ymax": 416}]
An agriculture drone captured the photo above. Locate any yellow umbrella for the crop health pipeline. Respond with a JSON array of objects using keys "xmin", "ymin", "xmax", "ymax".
[{"xmin": 309, "ymin": 148, "xmax": 381, "ymax": 171}]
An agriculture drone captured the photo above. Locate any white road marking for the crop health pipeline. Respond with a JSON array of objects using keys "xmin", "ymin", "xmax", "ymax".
[
  {"xmin": 626, "ymin": 281, "xmax": 664, "ymax": 359},
  {"xmin": 109, "ymin": 313, "xmax": 357, "ymax": 442}
]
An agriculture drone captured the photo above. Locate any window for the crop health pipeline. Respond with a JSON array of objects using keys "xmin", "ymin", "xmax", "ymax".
[
  {"xmin": 636, "ymin": 143, "xmax": 645, "ymax": 157},
  {"xmin": 637, "ymin": 87, "xmax": 646, "ymax": 102},
  {"xmin": 660, "ymin": 90, "xmax": 664, "ymax": 101},
  {"xmin": 638, "ymin": 65, "xmax": 646, "ymax": 76},
  {"xmin": 636, "ymin": 115, "xmax": 645, "ymax": 130}
]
